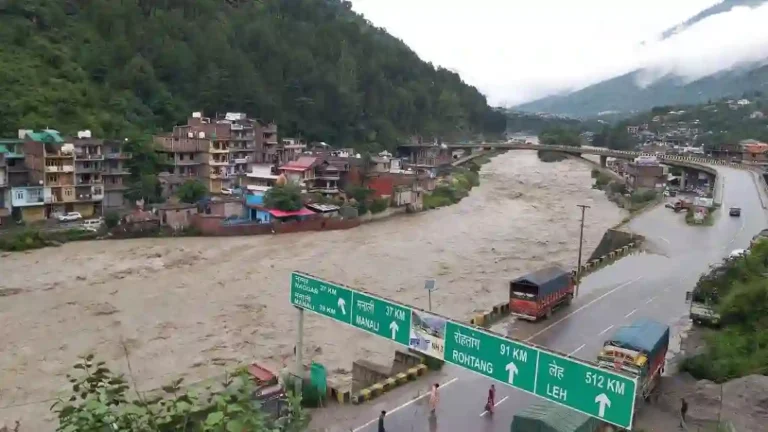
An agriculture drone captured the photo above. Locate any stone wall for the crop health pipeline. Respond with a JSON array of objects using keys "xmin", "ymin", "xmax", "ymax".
[{"xmin": 588, "ymin": 228, "xmax": 642, "ymax": 261}]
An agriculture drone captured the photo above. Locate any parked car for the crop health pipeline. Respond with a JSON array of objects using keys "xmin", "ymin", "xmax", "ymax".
[
  {"xmin": 81, "ymin": 218, "xmax": 104, "ymax": 231},
  {"xmin": 57, "ymin": 212, "xmax": 83, "ymax": 222},
  {"xmin": 729, "ymin": 207, "xmax": 741, "ymax": 217},
  {"xmin": 221, "ymin": 187, "xmax": 233, "ymax": 195}
]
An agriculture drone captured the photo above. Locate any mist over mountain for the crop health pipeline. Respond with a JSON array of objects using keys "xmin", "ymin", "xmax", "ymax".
[{"xmin": 516, "ymin": 0, "xmax": 768, "ymax": 118}]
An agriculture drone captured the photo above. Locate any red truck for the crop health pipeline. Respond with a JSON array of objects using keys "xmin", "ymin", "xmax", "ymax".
[{"xmin": 509, "ymin": 266, "xmax": 574, "ymax": 321}]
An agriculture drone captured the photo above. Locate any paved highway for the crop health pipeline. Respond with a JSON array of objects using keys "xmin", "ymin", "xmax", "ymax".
[{"xmin": 345, "ymin": 166, "xmax": 768, "ymax": 432}]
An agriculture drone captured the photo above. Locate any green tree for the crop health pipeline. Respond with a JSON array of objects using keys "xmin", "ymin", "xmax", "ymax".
[
  {"xmin": 177, "ymin": 180, "xmax": 207, "ymax": 204},
  {"xmin": 264, "ymin": 184, "xmax": 303, "ymax": 211},
  {"xmin": 52, "ymin": 354, "xmax": 309, "ymax": 431},
  {"xmin": 538, "ymin": 126, "xmax": 582, "ymax": 147}
]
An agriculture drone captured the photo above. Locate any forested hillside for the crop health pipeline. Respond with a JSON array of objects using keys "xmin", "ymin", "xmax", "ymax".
[{"xmin": 0, "ymin": 0, "xmax": 505, "ymax": 149}]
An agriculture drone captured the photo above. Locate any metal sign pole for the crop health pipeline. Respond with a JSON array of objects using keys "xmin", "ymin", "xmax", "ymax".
[
  {"xmin": 576, "ymin": 204, "xmax": 590, "ymax": 297},
  {"xmin": 294, "ymin": 306, "xmax": 304, "ymax": 395}
]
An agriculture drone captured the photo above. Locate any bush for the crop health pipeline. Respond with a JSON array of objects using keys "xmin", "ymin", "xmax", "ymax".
[
  {"xmin": 264, "ymin": 183, "xmax": 303, "ymax": 211},
  {"xmin": 629, "ymin": 190, "xmax": 657, "ymax": 203},
  {"xmin": 104, "ymin": 211, "xmax": 120, "ymax": 228},
  {"xmin": 369, "ymin": 197, "xmax": 389, "ymax": 214}
]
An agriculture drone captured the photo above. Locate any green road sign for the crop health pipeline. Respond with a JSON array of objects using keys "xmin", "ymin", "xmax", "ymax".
[
  {"xmin": 535, "ymin": 350, "xmax": 636, "ymax": 429},
  {"xmin": 290, "ymin": 272, "xmax": 353, "ymax": 324},
  {"xmin": 351, "ymin": 291, "xmax": 411, "ymax": 345},
  {"xmin": 291, "ymin": 272, "xmax": 411, "ymax": 346},
  {"xmin": 443, "ymin": 321, "xmax": 637, "ymax": 429},
  {"xmin": 290, "ymin": 272, "xmax": 637, "ymax": 429},
  {"xmin": 444, "ymin": 322, "xmax": 538, "ymax": 393}
]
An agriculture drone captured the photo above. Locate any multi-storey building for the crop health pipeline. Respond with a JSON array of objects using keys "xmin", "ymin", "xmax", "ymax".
[
  {"xmin": 103, "ymin": 139, "xmax": 133, "ymax": 209},
  {"xmin": 71, "ymin": 131, "xmax": 105, "ymax": 216},
  {"xmin": 156, "ymin": 112, "xmax": 282, "ymax": 195},
  {"xmin": 0, "ymin": 152, "xmax": 8, "ymax": 224}
]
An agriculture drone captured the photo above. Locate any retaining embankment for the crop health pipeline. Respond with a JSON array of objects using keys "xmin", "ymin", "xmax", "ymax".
[
  {"xmin": 192, "ymin": 214, "xmax": 361, "ymax": 236},
  {"xmin": 589, "ymin": 229, "xmax": 643, "ymax": 261}
]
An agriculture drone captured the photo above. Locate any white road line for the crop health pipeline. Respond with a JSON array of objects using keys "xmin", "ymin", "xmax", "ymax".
[
  {"xmin": 646, "ymin": 296, "xmax": 657, "ymax": 304},
  {"xmin": 598, "ymin": 325, "xmax": 614, "ymax": 336},
  {"xmin": 568, "ymin": 343, "xmax": 586, "ymax": 356},
  {"xmin": 658, "ymin": 237, "xmax": 671, "ymax": 245},
  {"xmin": 525, "ymin": 276, "xmax": 643, "ymax": 341},
  {"xmin": 352, "ymin": 377, "xmax": 459, "ymax": 432},
  {"xmin": 479, "ymin": 396, "xmax": 509, "ymax": 417},
  {"xmin": 624, "ymin": 309, "xmax": 637, "ymax": 318}
]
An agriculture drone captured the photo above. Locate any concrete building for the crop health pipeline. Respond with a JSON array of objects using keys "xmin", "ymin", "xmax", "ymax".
[
  {"xmin": 71, "ymin": 131, "xmax": 105, "ymax": 216},
  {"xmin": 156, "ymin": 112, "xmax": 281, "ymax": 195},
  {"xmin": 626, "ymin": 162, "xmax": 666, "ymax": 192},
  {"xmin": 103, "ymin": 140, "xmax": 132, "ymax": 209},
  {"xmin": 0, "ymin": 153, "xmax": 8, "ymax": 224}
]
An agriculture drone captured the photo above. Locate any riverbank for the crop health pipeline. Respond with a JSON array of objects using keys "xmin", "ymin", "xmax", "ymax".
[{"xmin": 0, "ymin": 153, "xmax": 498, "ymax": 252}]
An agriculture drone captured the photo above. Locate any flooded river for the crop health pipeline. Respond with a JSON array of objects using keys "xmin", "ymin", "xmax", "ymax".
[{"xmin": 0, "ymin": 151, "xmax": 625, "ymax": 428}]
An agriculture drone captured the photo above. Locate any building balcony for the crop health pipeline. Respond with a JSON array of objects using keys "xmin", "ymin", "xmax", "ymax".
[
  {"xmin": 75, "ymin": 165, "xmax": 102, "ymax": 173},
  {"xmin": 75, "ymin": 153, "xmax": 104, "ymax": 160},
  {"xmin": 106, "ymin": 152, "xmax": 132, "ymax": 159},
  {"xmin": 171, "ymin": 159, "xmax": 200, "ymax": 166},
  {"xmin": 208, "ymin": 158, "xmax": 229, "ymax": 166},
  {"xmin": 74, "ymin": 192, "xmax": 102, "ymax": 202},
  {"xmin": 104, "ymin": 168, "xmax": 131, "ymax": 175},
  {"xmin": 105, "ymin": 182, "xmax": 129, "ymax": 191},
  {"xmin": 316, "ymin": 173, "xmax": 340, "ymax": 181},
  {"xmin": 46, "ymin": 165, "xmax": 74, "ymax": 173},
  {"xmin": 209, "ymin": 147, "xmax": 229, "ymax": 153},
  {"xmin": 5, "ymin": 151, "xmax": 24, "ymax": 159},
  {"xmin": 76, "ymin": 179, "xmax": 103, "ymax": 186},
  {"xmin": 310, "ymin": 186, "xmax": 340, "ymax": 194},
  {"xmin": 233, "ymin": 157, "xmax": 249, "ymax": 164}
]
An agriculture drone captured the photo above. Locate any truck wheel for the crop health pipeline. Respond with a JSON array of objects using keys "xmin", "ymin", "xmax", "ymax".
[
  {"xmin": 564, "ymin": 295, "xmax": 573, "ymax": 306},
  {"xmin": 545, "ymin": 308, "xmax": 553, "ymax": 320}
]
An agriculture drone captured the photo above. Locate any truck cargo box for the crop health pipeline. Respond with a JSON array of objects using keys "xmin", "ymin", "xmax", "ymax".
[
  {"xmin": 604, "ymin": 317, "xmax": 670, "ymax": 360},
  {"xmin": 510, "ymin": 402, "xmax": 603, "ymax": 432},
  {"xmin": 510, "ymin": 266, "xmax": 572, "ymax": 298}
]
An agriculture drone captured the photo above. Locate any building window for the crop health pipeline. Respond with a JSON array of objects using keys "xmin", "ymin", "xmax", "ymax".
[
  {"xmin": 64, "ymin": 189, "xmax": 73, "ymax": 197},
  {"xmin": 94, "ymin": 187, "xmax": 103, "ymax": 195},
  {"xmin": 15, "ymin": 190, "xmax": 23, "ymax": 200}
]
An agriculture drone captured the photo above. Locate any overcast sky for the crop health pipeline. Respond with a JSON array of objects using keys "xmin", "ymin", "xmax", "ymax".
[{"xmin": 349, "ymin": 0, "xmax": 768, "ymax": 106}]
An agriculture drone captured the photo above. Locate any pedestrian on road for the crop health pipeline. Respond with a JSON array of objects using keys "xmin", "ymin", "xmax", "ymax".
[
  {"xmin": 680, "ymin": 398, "xmax": 688, "ymax": 429},
  {"xmin": 486, "ymin": 384, "xmax": 496, "ymax": 414},
  {"xmin": 429, "ymin": 383, "xmax": 440, "ymax": 417},
  {"xmin": 378, "ymin": 410, "xmax": 386, "ymax": 432}
]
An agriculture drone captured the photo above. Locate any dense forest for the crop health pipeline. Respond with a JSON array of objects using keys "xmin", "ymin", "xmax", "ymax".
[{"xmin": 0, "ymin": 0, "xmax": 506, "ymax": 150}]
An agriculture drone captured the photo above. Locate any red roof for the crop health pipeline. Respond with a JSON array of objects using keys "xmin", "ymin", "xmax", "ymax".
[
  {"xmin": 267, "ymin": 208, "xmax": 315, "ymax": 218},
  {"xmin": 279, "ymin": 156, "xmax": 318, "ymax": 172}
]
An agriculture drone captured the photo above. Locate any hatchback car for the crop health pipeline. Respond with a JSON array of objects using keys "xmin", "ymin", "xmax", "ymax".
[
  {"xmin": 57, "ymin": 212, "xmax": 83, "ymax": 222},
  {"xmin": 729, "ymin": 207, "xmax": 741, "ymax": 217}
]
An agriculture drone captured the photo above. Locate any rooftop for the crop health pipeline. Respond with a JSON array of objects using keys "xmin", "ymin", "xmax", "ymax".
[
  {"xmin": 246, "ymin": 164, "xmax": 280, "ymax": 179},
  {"xmin": 26, "ymin": 130, "xmax": 64, "ymax": 144},
  {"xmin": 280, "ymin": 156, "xmax": 318, "ymax": 172},
  {"xmin": 267, "ymin": 207, "xmax": 315, "ymax": 218}
]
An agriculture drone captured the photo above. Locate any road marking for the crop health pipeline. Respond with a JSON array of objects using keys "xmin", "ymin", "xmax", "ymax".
[
  {"xmin": 525, "ymin": 276, "xmax": 642, "ymax": 341},
  {"xmin": 479, "ymin": 396, "xmax": 509, "ymax": 417},
  {"xmin": 658, "ymin": 237, "xmax": 671, "ymax": 245},
  {"xmin": 598, "ymin": 325, "xmax": 614, "ymax": 336},
  {"xmin": 624, "ymin": 309, "xmax": 637, "ymax": 318},
  {"xmin": 569, "ymin": 343, "xmax": 586, "ymax": 356},
  {"xmin": 646, "ymin": 296, "xmax": 657, "ymax": 304},
  {"xmin": 352, "ymin": 377, "xmax": 459, "ymax": 432}
]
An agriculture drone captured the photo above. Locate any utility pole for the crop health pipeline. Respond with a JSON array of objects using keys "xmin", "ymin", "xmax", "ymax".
[{"xmin": 576, "ymin": 204, "xmax": 590, "ymax": 297}]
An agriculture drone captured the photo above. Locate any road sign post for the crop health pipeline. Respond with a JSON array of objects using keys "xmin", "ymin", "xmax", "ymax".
[{"xmin": 290, "ymin": 272, "xmax": 638, "ymax": 429}]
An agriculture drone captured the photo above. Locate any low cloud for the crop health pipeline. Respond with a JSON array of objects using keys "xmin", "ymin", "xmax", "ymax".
[{"xmin": 634, "ymin": 3, "xmax": 768, "ymax": 87}]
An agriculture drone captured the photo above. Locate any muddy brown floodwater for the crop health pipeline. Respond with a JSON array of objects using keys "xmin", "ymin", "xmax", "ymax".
[{"xmin": 0, "ymin": 150, "xmax": 625, "ymax": 429}]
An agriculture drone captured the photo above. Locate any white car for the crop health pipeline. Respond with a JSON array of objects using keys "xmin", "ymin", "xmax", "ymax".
[
  {"xmin": 221, "ymin": 187, "xmax": 233, "ymax": 195},
  {"xmin": 57, "ymin": 212, "xmax": 83, "ymax": 222},
  {"xmin": 729, "ymin": 249, "xmax": 748, "ymax": 259}
]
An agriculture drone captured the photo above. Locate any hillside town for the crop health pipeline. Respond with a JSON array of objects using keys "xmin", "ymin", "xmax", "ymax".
[{"xmin": 0, "ymin": 112, "xmax": 481, "ymax": 234}]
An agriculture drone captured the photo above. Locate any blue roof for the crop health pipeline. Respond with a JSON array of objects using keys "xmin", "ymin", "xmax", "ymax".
[{"xmin": 607, "ymin": 318, "xmax": 669, "ymax": 357}]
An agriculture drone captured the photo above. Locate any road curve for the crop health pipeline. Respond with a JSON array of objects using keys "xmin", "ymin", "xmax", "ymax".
[{"xmin": 346, "ymin": 166, "xmax": 768, "ymax": 432}]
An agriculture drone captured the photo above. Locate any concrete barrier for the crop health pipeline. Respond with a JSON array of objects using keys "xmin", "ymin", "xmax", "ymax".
[{"xmin": 351, "ymin": 364, "xmax": 427, "ymax": 405}]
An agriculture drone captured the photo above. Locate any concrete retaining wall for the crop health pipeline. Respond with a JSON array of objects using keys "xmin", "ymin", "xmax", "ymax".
[{"xmin": 589, "ymin": 229, "xmax": 642, "ymax": 261}]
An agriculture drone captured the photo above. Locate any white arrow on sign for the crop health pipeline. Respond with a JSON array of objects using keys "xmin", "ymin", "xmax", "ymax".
[
  {"xmin": 594, "ymin": 393, "xmax": 611, "ymax": 418},
  {"xmin": 338, "ymin": 298, "xmax": 346, "ymax": 315},
  {"xmin": 505, "ymin": 361, "xmax": 518, "ymax": 385},
  {"xmin": 389, "ymin": 321, "xmax": 399, "ymax": 339}
]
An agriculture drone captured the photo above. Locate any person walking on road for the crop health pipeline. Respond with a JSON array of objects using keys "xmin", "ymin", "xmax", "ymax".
[
  {"xmin": 680, "ymin": 398, "xmax": 688, "ymax": 429},
  {"xmin": 378, "ymin": 410, "xmax": 386, "ymax": 432},
  {"xmin": 486, "ymin": 384, "xmax": 496, "ymax": 414},
  {"xmin": 429, "ymin": 383, "xmax": 440, "ymax": 417}
]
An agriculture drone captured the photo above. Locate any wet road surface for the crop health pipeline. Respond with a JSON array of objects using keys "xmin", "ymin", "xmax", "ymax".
[{"xmin": 346, "ymin": 166, "xmax": 768, "ymax": 432}]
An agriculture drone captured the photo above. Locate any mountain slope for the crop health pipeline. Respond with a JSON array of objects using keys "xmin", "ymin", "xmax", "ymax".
[
  {"xmin": 515, "ymin": 63, "xmax": 768, "ymax": 118},
  {"xmin": 0, "ymin": 0, "xmax": 505, "ymax": 148}
]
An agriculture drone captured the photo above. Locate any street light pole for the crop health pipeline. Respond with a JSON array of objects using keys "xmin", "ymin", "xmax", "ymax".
[{"xmin": 576, "ymin": 204, "xmax": 590, "ymax": 297}]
